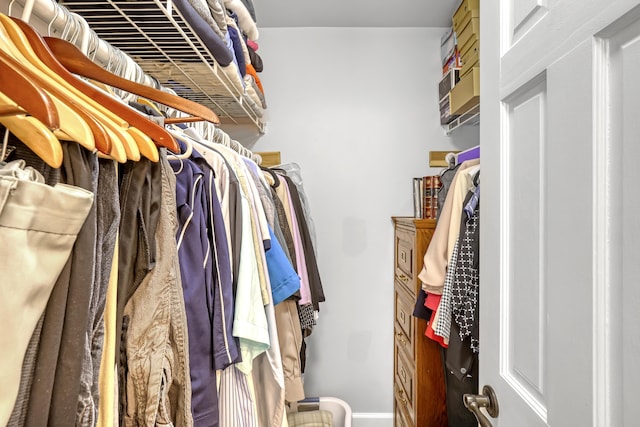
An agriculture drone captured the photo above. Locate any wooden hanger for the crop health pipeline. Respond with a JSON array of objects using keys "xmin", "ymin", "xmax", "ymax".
[
  {"xmin": 0, "ymin": 92, "xmax": 63, "ymax": 168},
  {"xmin": 44, "ymin": 37, "xmax": 221, "ymax": 125},
  {"xmin": 0, "ymin": 47, "xmax": 98, "ymax": 151},
  {"xmin": 0, "ymin": 53, "xmax": 59, "ymax": 130},
  {"xmin": 0, "ymin": 14, "xmax": 138, "ymax": 162},
  {"xmin": 10, "ymin": 17, "xmax": 177, "ymax": 155},
  {"xmin": 0, "ymin": 16, "xmax": 104, "ymax": 155},
  {"xmin": 135, "ymin": 97, "xmax": 164, "ymax": 116}
]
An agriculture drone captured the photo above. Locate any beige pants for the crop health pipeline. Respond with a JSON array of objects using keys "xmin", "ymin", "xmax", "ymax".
[
  {"xmin": 0, "ymin": 160, "xmax": 93, "ymax": 427},
  {"xmin": 122, "ymin": 155, "xmax": 193, "ymax": 427}
]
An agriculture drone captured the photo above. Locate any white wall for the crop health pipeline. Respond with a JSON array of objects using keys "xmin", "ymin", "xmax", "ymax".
[{"xmin": 251, "ymin": 27, "xmax": 478, "ymax": 420}]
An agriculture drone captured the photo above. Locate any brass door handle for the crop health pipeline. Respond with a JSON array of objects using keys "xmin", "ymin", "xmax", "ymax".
[{"xmin": 464, "ymin": 385, "xmax": 499, "ymax": 427}]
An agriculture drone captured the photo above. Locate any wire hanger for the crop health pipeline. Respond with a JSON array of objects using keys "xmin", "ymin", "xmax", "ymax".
[{"xmin": 44, "ymin": 37, "xmax": 222, "ymax": 125}]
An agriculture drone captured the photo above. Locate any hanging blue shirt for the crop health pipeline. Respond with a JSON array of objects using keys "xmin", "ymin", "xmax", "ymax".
[{"xmin": 265, "ymin": 225, "xmax": 301, "ymax": 305}]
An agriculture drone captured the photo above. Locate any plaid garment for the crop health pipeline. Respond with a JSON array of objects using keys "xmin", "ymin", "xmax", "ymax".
[
  {"xmin": 433, "ymin": 240, "xmax": 460, "ymax": 342},
  {"xmin": 287, "ymin": 410, "xmax": 333, "ymax": 427},
  {"xmin": 451, "ymin": 205, "xmax": 480, "ymax": 353},
  {"xmin": 298, "ymin": 303, "xmax": 316, "ymax": 330}
]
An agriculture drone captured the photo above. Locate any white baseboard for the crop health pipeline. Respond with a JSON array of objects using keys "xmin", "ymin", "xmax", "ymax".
[{"xmin": 351, "ymin": 412, "xmax": 393, "ymax": 427}]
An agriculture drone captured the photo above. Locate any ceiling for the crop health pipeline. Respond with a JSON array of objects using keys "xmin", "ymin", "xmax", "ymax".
[{"xmin": 252, "ymin": 0, "xmax": 461, "ymax": 29}]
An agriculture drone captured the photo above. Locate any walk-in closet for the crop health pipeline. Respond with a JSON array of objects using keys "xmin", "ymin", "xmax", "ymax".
[{"xmin": 2, "ymin": 0, "xmax": 637, "ymax": 426}]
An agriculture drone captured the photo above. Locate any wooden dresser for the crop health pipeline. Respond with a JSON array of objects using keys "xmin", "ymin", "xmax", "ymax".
[{"xmin": 392, "ymin": 217, "xmax": 448, "ymax": 427}]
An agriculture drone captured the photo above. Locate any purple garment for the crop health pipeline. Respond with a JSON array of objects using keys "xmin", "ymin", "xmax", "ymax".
[
  {"xmin": 170, "ymin": 139, "xmax": 237, "ymax": 427},
  {"xmin": 456, "ymin": 146, "xmax": 480, "ymax": 164},
  {"xmin": 464, "ymin": 184, "xmax": 480, "ymax": 219}
]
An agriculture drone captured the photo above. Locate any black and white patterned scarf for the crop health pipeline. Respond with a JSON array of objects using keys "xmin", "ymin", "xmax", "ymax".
[{"xmin": 451, "ymin": 203, "xmax": 480, "ymax": 353}]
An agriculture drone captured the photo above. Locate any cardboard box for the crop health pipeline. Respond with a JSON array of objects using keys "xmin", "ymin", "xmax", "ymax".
[
  {"xmin": 453, "ymin": 0, "xmax": 480, "ymax": 31},
  {"xmin": 457, "ymin": 17, "xmax": 480, "ymax": 55},
  {"xmin": 439, "ymin": 68, "xmax": 460, "ymax": 100},
  {"xmin": 449, "ymin": 66, "xmax": 480, "ymax": 115},
  {"xmin": 461, "ymin": 46, "xmax": 479, "ymax": 77}
]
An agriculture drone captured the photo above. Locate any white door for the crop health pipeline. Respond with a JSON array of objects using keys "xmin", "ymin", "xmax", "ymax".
[{"xmin": 479, "ymin": 0, "xmax": 640, "ymax": 426}]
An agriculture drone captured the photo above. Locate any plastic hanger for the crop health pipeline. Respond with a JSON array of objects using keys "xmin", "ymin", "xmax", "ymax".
[
  {"xmin": 0, "ymin": 92, "xmax": 63, "ymax": 168},
  {"xmin": 165, "ymin": 130, "xmax": 194, "ymax": 161},
  {"xmin": 0, "ymin": 14, "xmax": 138, "ymax": 162},
  {"xmin": 10, "ymin": 16, "xmax": 178, "ymax": 156},
  {"xmin": 44, "ymin": 37, "xmax": 221, "ymax": 125},
  {"xmin": 260, "ymin": 165, "xmax": 281, "ymax": 188}
]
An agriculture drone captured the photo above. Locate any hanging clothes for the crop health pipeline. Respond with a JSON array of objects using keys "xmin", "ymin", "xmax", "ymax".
[
  {"xmin": 0, "ymin": 158, "xmax": 94, "ymax": 427},
  {"xmin": 0, "ymin": 8, "xmax": 323, "ymax": 425},
  {"xmin": 415, "ymin": 157, "xmax": 481, "ymax": 427},
  {"xmin": 122, "ymin": 152, "xmax": 193, "ymax": 427}
]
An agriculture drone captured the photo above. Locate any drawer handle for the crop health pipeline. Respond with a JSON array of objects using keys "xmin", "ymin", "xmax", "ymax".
[
  {"xmin": 396, "ymin": 387, "xmax": 408, "ymax": 406},
  {"xmin": 396, "ymin": 332, "xmax": 408, "ymax": 344}
]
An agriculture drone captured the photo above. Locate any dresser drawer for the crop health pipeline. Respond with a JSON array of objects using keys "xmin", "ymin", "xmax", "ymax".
[
  {"xmin": 395, "ymin": 322, "xmax": 413, "ymax": 361},
  {"xmin": 391, "ymin": 218, "xmax": 446, "ymax": 427},
  {"xmin": 394, "ymin": 392, "xmax": 413, "ymax": 427},
  {"xmin": 395, "ymin": 228, "xmax": 414, "ymax": 285},
  {"xmin": 395, "ymin": 347, "xmax": 415, "ymax": 423},
  {"xmin": 394, "ymin": 283, "xmax": 415, "ymax": 354}
]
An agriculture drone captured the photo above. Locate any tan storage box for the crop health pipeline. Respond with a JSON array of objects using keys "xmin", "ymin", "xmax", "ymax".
[
  {"xmin": 461, "ymin": 45, "xmax": 479, "ymax": 77},
  {"xmin": 457, "ymin": 17, "xmax": 480, "ymax": 54},
  {"xmin": 449, "ymin": 67, "xmax": 480, "ymax": 115},
  {"xmin": 453, "ymin": 0, "xmax": 480, "ymax": 32}
]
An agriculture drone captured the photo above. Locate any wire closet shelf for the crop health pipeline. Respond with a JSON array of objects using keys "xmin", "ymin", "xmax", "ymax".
[{"xmin": 27, "ymin": 0, "xmax": 265, "ymax": 132}]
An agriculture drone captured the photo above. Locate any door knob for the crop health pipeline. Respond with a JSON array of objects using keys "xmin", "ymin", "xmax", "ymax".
[{"xmin": 463, "ymin": 385, "xmax": 499, "ymax": 427}]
